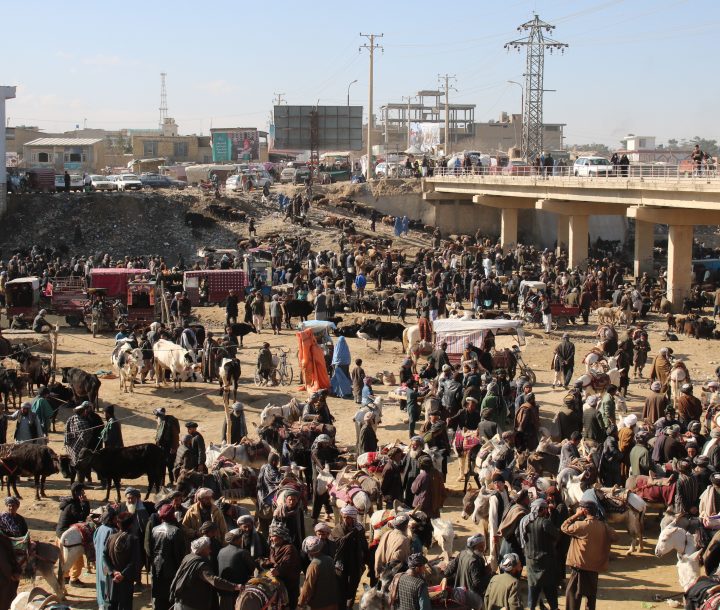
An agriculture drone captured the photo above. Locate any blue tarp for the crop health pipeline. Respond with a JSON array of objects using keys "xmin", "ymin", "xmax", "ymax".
[
  {"xmin": 331, "ymin": 366, "xmax": 353, "ymax": 397},
  {"xmin": 332, "ymin": 336, "xmax": 351, "ymax": 366}
]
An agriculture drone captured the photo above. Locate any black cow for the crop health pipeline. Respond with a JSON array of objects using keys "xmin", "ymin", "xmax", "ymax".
[
  {"xmin": 357, "ymin": 319, "xmax": 406, "ymax": 351},
  {"xmin": 281, "ymin": 300, "xmax": 314, "ymax": 328},
  {"xmin": 0, "ymin": 367, "xmax": 23, "ymax": 410},
  {"xmin": 0, "ymin": 443, "xmax": 60, "ymax": 500},
  {"xmin": 46, "ymin": 381, "xmax": 75, "ymax": 432},
  {"xmin": 14, "ymin": 351, "xmax": 50, "ymax": 395},
  {"xmin": 219, "ymin": 357, "xmax": 241, "ymax": 401},
  {"xmin": 229, "ymin": 322, "xmax": 258, "ymax": 347},
  {"xmin": 334, "ymin": 323, "xmax": 360, "ymax": 338},
  {"xmin": 73, "ymin": 443, "xmax": 165, "ymax": 502},
  {"xmin": 61, "ymin": 367, "xmax": 101, "ymax": 410}
]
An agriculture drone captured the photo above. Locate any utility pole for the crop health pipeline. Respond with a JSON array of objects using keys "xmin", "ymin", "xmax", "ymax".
[
  {"xmin": 273, "ymin": 92, "xmax": 285, "ymax": 106},
  {"xmin": 402, "ymin": 95, "xmax": 415, "ymax": 149},
  {"xmin": 159, "ymin": 72, "xmax": 168, "ymax": 129},
  {"xmin": 360, "ymin": 32, "xmax": 383, "ymax": 179},
  {"xmin": 438, "ymin": 74, "xmax": 456, "ymax": 155},
  {"xmin": 505, "ymin": 14, "xmax": 567, "ymax": 162}
]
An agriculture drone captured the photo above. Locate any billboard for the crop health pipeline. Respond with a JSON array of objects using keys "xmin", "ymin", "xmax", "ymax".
[
  {"xmin": 211, "ymin": 128, "xmax": 259, "ymax": 162},
  {"xmin": 409, "ymin": 122, "xmax": 441, "ymax": 153},
  {"xmin": 273, "ymin": 105, "xmax": 363, "ymax": 151}
]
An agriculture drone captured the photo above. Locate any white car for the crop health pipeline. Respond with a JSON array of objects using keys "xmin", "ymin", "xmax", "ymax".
[
  {"xmin": 90, "ymin": 175, "xmax": 117, "ymax": 191},
  {"xmin": 115, "ymin": 174, "xmax": 143, "ymax": 191},
  {"xmin": 225, "ymin": 175, "xmax": 244, "ymax": 192},
  {"xmin": 573, "ymin": 156, "xmax": 615, "ymax": 177},
  {"xmin": 375, "ymin": 162, "xmax": 401, "ymax": 178},
  {"xmin": 54, "ymin": 174, "xmax": 83, "ymax": 192}
]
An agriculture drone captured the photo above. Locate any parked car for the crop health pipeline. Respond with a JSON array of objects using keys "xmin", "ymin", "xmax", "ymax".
[
  {"xmin": 501, "ymin": 160, "xmax": 532, "ymax": 176},
  {"xmin": 225, "ymin": 175, "xmax": 244, "ymax": 192},
  {"xmin": 115, "ymin": 174, "xmax": 143, "ymax": 191},
  {"xmin": 140, "ymin": 173, "xmax": 186, "ymax": 189},
  {"xmin": 279, "ymin": 167, "xmax": 298, "ymax": 184},
  {"xmin": 573, "ymin": 156, "xmax": 615, "ymax": 177},
  {"xmin": 90, "ymin": 175, "xmax": 118, "ymax": 191},
  {"xmin": 54, "ymin": 174, "xmax": 83, "ymax": 192},
  {"xmin": 375, "ymin": 162, "xmax": 401, "ymax": 178}
]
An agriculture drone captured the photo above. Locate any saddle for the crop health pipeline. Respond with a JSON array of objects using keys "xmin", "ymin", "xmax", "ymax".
[
  {"xmin": 330, "ymin": 484, "xmax": 363, "ymax": 503},
  {"xmin": 240, "ymin": 438, "xmax": 270, "ymax": 461},
  {"xmin": 630, "ymin": 475, "xmax": 676, "ymax": 505},
  {"xmin": 428, "ymin": 585, "xmax": 469, "ymax": 609},
  {"xmin": 589, "ymin": 370, "xmax": 609, "ymax": 386},
  {"xmin": 595, "ymin": 486, "xmax": 630, "ymax": 514},
  {"xmin": 69, "ymin": 523, "xmax": 96, "ymax": 562},
  {"xmin": 243, "ymin": 576, "xmax": 289, "ymax": 610}
]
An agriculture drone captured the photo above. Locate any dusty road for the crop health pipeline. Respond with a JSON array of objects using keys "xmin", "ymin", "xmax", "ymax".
[{"xmin": 10, "ymin": 195, "xmax": 710, "ymax": 609}]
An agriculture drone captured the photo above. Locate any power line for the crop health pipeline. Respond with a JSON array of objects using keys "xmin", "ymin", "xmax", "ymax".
[
  {"xmin": 273, "ymin": 93, "xmax": 286, "ymax": 106},
  {"xmin": 438, "ymin": 74, "xmax": 457, "ymax": 155},
  {"xmin": 360, "ymin": 33, "xmax": 384, "ymax": 179},
  {"xmin": 159, "ymin": 72, "xmax": 168, "ymax": 129}
]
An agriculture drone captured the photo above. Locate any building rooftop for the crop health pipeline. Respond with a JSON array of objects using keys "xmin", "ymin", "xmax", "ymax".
[{"xmin": 25, "ymin": 137, "xmax": 103, "ymax": 147}]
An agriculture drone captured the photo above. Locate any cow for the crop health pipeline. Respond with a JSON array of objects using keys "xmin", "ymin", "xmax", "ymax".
[
  {"xmin": 46, "ymin": 382, "xmax": 74, "ymax": 432},
  {"xmin": 73, "ymin": 443, "xmax": 165, "ymax": 502},
  {"xmin": 0, "ymin": 443, "xmax": 60, "ymax": 500},
  {"xmin": 280, "ymin": 300, "xmax": 314, "ymax": 328},
  {"xmin": 14, "ymin": 354, "xmax": 50, "ymax": 396},
  {"xmin": 0, "ymin": 367, "xmax": 23, "ymax": 410},
  {"xmin": 219, "ymin": 357, "xmax": 241, "ymax": 402},
  {"xmin": 60, "ymin": 367, "xmax": 101, "ymax": 410},
  {"xmin": 229, "ymin": 322, "xmax": 258, "ymax": 346},
  {"xmin": 357, "ymin": 319, "xmax": 406, "ymax": 351},
  {"xmin": 153, "ymin": 339, "xmax": 200, "ymax": 392}
]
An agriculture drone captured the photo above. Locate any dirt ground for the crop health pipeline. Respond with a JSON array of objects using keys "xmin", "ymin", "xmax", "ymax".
[{"xmin": 9, "ymin": 192, "xmax": 713, "ymax": 609}]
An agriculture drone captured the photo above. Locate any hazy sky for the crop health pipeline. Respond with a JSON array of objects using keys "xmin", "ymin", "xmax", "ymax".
[{"xmin": 2, "ymin": 0, "xmax": 716, "ymax": 146}]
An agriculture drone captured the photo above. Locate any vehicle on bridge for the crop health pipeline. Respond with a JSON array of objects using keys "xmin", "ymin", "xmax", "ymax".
[{"xmin": 573, "ymin": 156, "xmax": 615, "ymax": 177}]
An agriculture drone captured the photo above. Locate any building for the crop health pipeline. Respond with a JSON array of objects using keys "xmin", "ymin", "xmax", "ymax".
[
  {"xmin": 130, "ymin": 118, "xmax": 214, "ymax": 165},
  {"xmin": 467, "ymin": 113, "xmax": 564, "ymax": 155},
  {"xmin": 22, "ymin": 137, "xmax": 105, "ymax": 173},
  {"xmin": 619, "ymin": 135, "xmax": 692, "ymax": 164}
]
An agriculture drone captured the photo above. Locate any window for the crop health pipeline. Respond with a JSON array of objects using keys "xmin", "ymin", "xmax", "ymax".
[
  {"xmin": 173, "ymin": 141, "xmax": 188, "ymax": 158},
  {"xmin": 64, "ymin": 152, "xmax": 82, "ymax": 163},
  {"xmin": 38, "ymin": 152, "xmax": 50, "ymax": 162},
  {"xmin": 143, "ymin": 140, "xmax": 159, "ymax": 157}
]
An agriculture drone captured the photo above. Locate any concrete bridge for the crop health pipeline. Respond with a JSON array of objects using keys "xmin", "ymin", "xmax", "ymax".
[{"xmin": 422, "ymin": 169, "xmax": 720, "ymax": 311}]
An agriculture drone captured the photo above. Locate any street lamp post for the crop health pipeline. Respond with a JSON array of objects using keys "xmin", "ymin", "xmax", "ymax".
[{"xmin": 347, "ymin": 79, "xmax": 358, "ymax": 107}]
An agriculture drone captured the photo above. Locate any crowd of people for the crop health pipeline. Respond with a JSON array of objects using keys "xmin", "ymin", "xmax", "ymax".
[{"xmin": 3, "ymin": 189, "xmax": 720, "ymax": 610}]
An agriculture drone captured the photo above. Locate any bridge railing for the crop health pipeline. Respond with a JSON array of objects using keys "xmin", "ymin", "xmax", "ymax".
[{"xmin": 429, "ymin": 163, "xmax": 719, "ymax": 182}]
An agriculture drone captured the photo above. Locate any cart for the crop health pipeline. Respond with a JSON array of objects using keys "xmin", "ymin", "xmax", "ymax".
[
  {"xmin": 550, "ymin": 302, "xmax": 580, "ymax": 329},
  {"xmin": 125, "ymin": 280, "xmax": 160, "ymax": 327},
  {"xmin": 5, "ymin": 277, "xmax": 41, "ymax": 323},
  {"xmin": 83, "ymin": 288, "xmax": 114, "ymax": 337},
  {"xmin": 183, "ymin": 269, "xmax": 248, "ymax": 306},
  {"xmin": 49, "ymin": 276, "xmax": 87, "ymax": 327}
]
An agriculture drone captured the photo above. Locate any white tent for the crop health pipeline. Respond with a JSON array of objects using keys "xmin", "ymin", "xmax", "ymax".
[{"xmin": 404, "ymin": 145, "xmax": 423, "ymax": 155}]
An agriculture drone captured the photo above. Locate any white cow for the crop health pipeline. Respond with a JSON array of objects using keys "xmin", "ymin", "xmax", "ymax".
[
  {"xmin": 111, "ymin": 341, "xmax": 141, "ymax": 393},
  {"xmin": 153, "ymin": 339, "xmax": 200, "ymax": 392}
]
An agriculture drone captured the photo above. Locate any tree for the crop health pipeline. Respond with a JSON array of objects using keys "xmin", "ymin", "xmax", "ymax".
[
  {"xmin": 680, "ymin": 137, "xmax": 718, "ymax": 154},
  {"xmin": 667, "ymin": 138, "xmax": 679, "ymax": 148},
  {"xmin": 569, "ymin": 143, "xmax": 611, "ymax": 156}
]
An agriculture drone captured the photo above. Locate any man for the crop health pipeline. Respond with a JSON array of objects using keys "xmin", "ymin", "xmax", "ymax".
[
  {"xmin": 374, "ymin": 515, "xmax": 411, "ymax": 575},
  {"xmin": 406, "ymin": 379, "xmax": 420, "ymax": 438},
  {"xmin": 257, "ymin": 342, "xmax": 274, "ymax": 385},
  {"xmin": 225, "ymin": 290, "xmax": 239, "ymax": 326},
  {"xmin": 331, "ymin": 505, "xmax": 368, "ymax": 610},
  {"xmin": 650, "ymin": 347, "xmax": 672, "ymax": 394},
  {"xmin": 677, "ymin": 384, "xmax": 703, "ymax": 426},
  {"xmin": 481, "ymin": 382, "xmax": 507, "ymax": 433},
  {"xmin": 487, "ymin": 474, "xmax": 510, "ymax": 569},
  {"xmin": 174, "ymin": 435, "xmax": 197, "ymax": 479},
  {"xmin": 57, "ymin": 482, "xmax": 90, "ymax": 584},
  {"xmin": 674, "ymin": 459, "xmax": 700, "ymax": 516},
  {"xmin": 257, "ymin": 453, "xmax": 283, "ymax": 534},
  {"xmin": 104, "ymin": 512, "xmax": 141, "ymax": 610},
  {"xmin": 33, "ymin": 308, "xmax": 51, "ymax": 333},
  {"xmin": 560, "ymin": 432, "xmax": 582, "ymax": 471},
  {"xmin": 269, "ymin": 294, "xmax": 283, "ymax": 335},
  {"xmin": 169, "ymin": 536, "xmax": 242, "ymax": 609},
  {"xmin": 422, "ymin": 407, "xmax": 451, "ymax": 477},
  {"xmin": 182, "ymin": 487, "xmax": 228, "ymax": 541},
  {"xmin": 299, "ymin": 535, "xmax": 339, "ymax": 610},
  {"xmin": 217, "ymin": 529, "xmax": 256, "ymax": 610},
  {"xmin": 264, "ymin": 523, "xmax": 302, "ymax": 610},
  {"xmin": 94, "ymin": 506, "xmax": 118, "ymax": 610},
  {"xmin": 222, "ymin": 402, "xmax": 247, "ymax": 445},
  {"xmin": 236, "ymin": 514, "xmax": 269, "ymax": 560},
  {"xmin": 561, "ymin": 500, "xmax": 617, "ymax": 610},
  {"xmin": 31, "ymin": 386, "xmax": 54, "ymax": 435},
  {"xmin": 553, "ymin": 333, "xmax": 575, "ymax": 389},
  {"xmin": 380, "ymin": 448, "xmax": 405, "ymax": 508},
  {"xmin": 103, "ymin": 404, "xmax": 123, "ymax": 449},
  {"xmin": 430, "ymin": 342, "xmax": 450, "ymax": 371},
  {"xmin": 388, "ymin": 553, "xmax": 432, "ymax": 610},
  {"xmin": 642, "ymin": 381, "xmax": 667, "ymax": 425},
  {"xmin": 629, "ymin": 429, "xmax": 651, "ymax": 477},
  {"xmin": 271, "ymin": 488, "xmax": 305, "ymax": 550},
  {"xmin": 9, "ymin": 401, "xmax": 44, "ymax": 443},
  {"xmin": 0, "ymin": 497, "xmax": 27, "ymax": 608},
  {"xmin": 358, "ymin": 411, "xmax": 378, "ymax": 454},
  {"xmin": 443, "ymin": 534, "xmax": 492, "ymax": 607},
  {"xmin": 350, "ymin": 358, "xmax": 365, "ymax": 404},
  {"xmin": 154, "ymin": 408, "xmax": 180, "ymax": 485},
  {"xmin": 411, "ymin": 455, "xmax": 447, "ymax": 519},
  {"xmin": 402, "ymin": 436, "xmax": 426, "ymax": 506},
  {"xmin": 148, "ymin": 504, "xmax": 186, "ymax": 610},
  {"xmin": 484, "ymin": 553, "xmax": 523, "ymax": 610},
  {"xmin": 185, "ymin": 421, "xmax": 206, "ymax": 473},
  {"xmin": 521, "ymin": 499, "xmax": 560, "ymax": 610},
  {"xmin": 64, "ymin": 402, "xmax": 95, "ymax": 484}
]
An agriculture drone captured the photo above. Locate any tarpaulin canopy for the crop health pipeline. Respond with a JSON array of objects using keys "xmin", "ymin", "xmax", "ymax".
[{"xmin": 297, "ymin": 328, "xmax": 331, "ymax": 393}]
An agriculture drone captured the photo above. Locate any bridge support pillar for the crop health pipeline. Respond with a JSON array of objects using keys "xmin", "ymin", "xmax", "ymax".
[
  {"xmin": 568, "ymin": 215, "xmax": 589, "ymax": 270},
  {"xmin": 501, "ymin": 208, "xmax": 518, "ymax": 249},
  {"xmin": 556, "ymin": 215, "xmax": 569, "ymax": 254},
  {"xmin": 633, "ymin": 219, "xmax": 654, "ymax": 278},
  {"xmin": 667, "ymin": 224, "xmax": 693, "ymax": 313}
]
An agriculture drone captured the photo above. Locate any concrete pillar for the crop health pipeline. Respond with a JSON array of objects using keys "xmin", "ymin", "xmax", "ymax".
[
  {"xmin": 667, "ymin": 224, "xmax": 693, "ymax": 312},
  {"xmin": 500, "ymin": 208, "xmax": 518, "ymax": 249},
  {"xmin": 634, "ymin": 219, "xmax": 655, "ymax": 278},
  {"xmin": 0, "ymin": 86, "xmax": 17, "ymax": 218},
  {"xmin": 568, "ymin": 215, "xmax": 589, "ymax": 270},
  {"xmin": 556, "ymin": 214, "xmax": 569, "ymax": 254}
]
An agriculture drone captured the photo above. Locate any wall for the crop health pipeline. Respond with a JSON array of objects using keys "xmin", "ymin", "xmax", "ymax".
[{"xmin": 131, "ymin": 135, "xmax": 200, "ymax": 163}]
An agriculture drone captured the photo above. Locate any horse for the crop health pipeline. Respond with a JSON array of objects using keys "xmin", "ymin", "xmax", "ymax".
[
  {"xmin": 655, "ymin": 522, "xmax": 698, "ymax": 558},
  {"xmin": 205, "ymin": 440, "xmax": 272, "ymax": 470},
  {"xmin": 259, "ymin": 399, "xmax": 301, "ymax": 428},
  {"xmin": 563, "ymin": 473, "xmax": 646, "ymax": 555}
]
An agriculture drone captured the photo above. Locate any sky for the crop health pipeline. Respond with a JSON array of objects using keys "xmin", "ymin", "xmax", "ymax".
[{"xmin": 1, "ymin": 0, "xmax": 718, "ymax": 147}]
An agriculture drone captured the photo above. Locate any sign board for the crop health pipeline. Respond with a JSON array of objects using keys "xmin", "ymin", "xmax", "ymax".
[
  {"xmin": 5, "ymin": 152, "xmax": 19, "ymax": 167},
  {"xmin": 211, "ymin": 128, "xmax": 259, "ymax": 162},
  {"xmin": 409, "ymin": 123, "xmax": 441, "ymax": 153},
  {"xmin": 273, "ymin": 106, "xmax": 363, "ymax": 151}
]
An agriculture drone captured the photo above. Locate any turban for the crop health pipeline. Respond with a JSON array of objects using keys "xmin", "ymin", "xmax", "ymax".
[
  {"xmin": 195, "ymin": 487, "xmax": 214, "ymax": 500},
  {"xmin": 124, "ymin": 487, "xmax": 141, "ymax": 497},
  {"xmin": 315, "ymin": 434, "xmax": 331, "ymax": 444},
  {"xmin": 269, "ymin": 523, "xmax": 292, "ymax": 541},
  {"xmin": 158, "ymin": 504, "xmax": 176, "ymax": 521},
  {"xmin": 302, "ymin": 536, "xmax": 324, "ymax": 555},
  {"xmin": 190, "ymin": 536, "xmax": 211, "ymax": 554},
  {"xmin": 225, "ymin": 529, "xmax": 242, "ymax": 544},
  {"xmin": 232, "ymin": 402, "xmax": 245, "ymax": 412},
  {"xmin": 466, "ymin": 534, "xmax": 485, "ymax": 549},
  {"xmin": 499, "ymin": 553, "xmax": 519, "ymax": 572},
  {"xmin": 585, "ymin": 396, "xmax": 598, "ymax": 407},
  {"xmin": 407, "ymin": 553, "xmax": 428, "ymax": 568},
  {"xmin": 340, "ymin": 505, "xmax": 358, "ymax": 518},
  {"xmin": 681, "ymin": 384, "xmax": 692, "ymax": 393},
  {"xmin": 651, "ymin": 381, "xmax": 662, "ymax": 392},
  {"xmin": 623, "ymin": 414, "xmax": 638, "ymax": 428},
  {"xmin": 391, "ymin": 515, "xmax": 410, "ymax": 529},
  {"xmin": 695, "ymin": 455, "xmax": 710, "ymax": 466},
  {"xmin": 578, "ymin": 500, "xmax": 596, "ymax": 509},
  {"xmin": 4, "ymin": 496, "xmax": 19, "ymax": 507},
  {"xmin": 487, "ymin": 382, "xmax": 498, "ymax": 394},
  {"xmin": 200, "ymin": 521, "xmax": 218, "ymax": 535},
  {"xmin": 660, "ymin": 347, "xmax": 669, "ymax": 355},
  {"xmin": 411, "ymin": 435, "xmax": 424, "ymax": 443},
  {"xmin": 314, "ymin": 522, "xmax": 332, "ymax": 533},
  {"xmin": 237, "ymin": 515, "xmax": 254, "ymax": 527},
  {"xmin": 712, "ymin": 473, "xmax": 720, "ymax": 484}
]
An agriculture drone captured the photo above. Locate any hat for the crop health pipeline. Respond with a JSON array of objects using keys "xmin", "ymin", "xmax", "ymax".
[
  {"xmin": 708, "ymin": 381, "xmax": 720, "ymax": 390},
  {"xmin": 182, "ymin": 434, "xmax": 193, "ymax": 442},
  {"xmin": 411, "ymin": 435, "xmax": 424, "ymax": 443},
  {"xmin": 237, "ymin": 515, "xmax": 254, "ymax": 527},
  {"xmin": 487, "ymin": 382, "xmax": 498, "ymax": 394},
  {"xmin": 190, "ymin": 536, "xmax": 211, "ymax": 554},
  {"xmin": 491, "ymin": 473, "xmax": 505, "ymax": 483},
  {"xmin": 199, "ymin": 521, "xmax": 218, "ymax": 535},
  {"xmin": 269, "ymin": 523, "xmax": 292, "ymax": 541},
  {"xmin": 442, "ymin": 364, "xmax": 451, "ymax": 372},
  {"xmin": 302, "ymin": 535, "xmax": 324, "ymax": 555},
  {"xmin": 681, "ymin": 383, "xmax": 692, "ymax": 393},
  {"xmin": 340, "ymin": 505, "xmax": 359, "ymax": 518},
  {"xmin": 685, "ymin": 440, "xmax": 699, "ymax": 450},
  {"xmin": 4, "ymin": 497, "xmax": 20, "ymax": 507},
  {"xmin": 74, "ymin": 401, "xmax": 91, "ymax": 412},
  {"xmin": 124, "ymin": 487, "xmax": 140, "ymax": 497},
  {"xmin": 464, "ymin": 396, "xmax": 478, "ymax": 404},
  {"xmin": 712, "ymin": 473, "xmax": 720, "ymax": 485},
  {"xmin": 314, "ymin": 522, "xmax": 332, "ymax": 533},
  {"xmin": 660, "ymin": 347, "xmax": 669, "ymax": 355},
  {"xmin": 578, "ymin": 499, "xmax": 596, "ymax": 509},
  {"xmin": 562, "ymin": 333, "xmax": 569, "ymax": 340},
  {"xmin": 232, "ymin": 402, "xmax": 244, "ymax": 413},
  {"xmin": 651, "ymin": 381, "xmax": 662, "ymax": 392},
  {"xmin": 225, "ymin": 529, "xmax": 242, "ymax": 544},
  {"xmin": 499, "ymin": 553, "xmax": 519, "ymax": 572},
  {"xmin": 695, "ymin": 455, "xmax": 710, "ymax": 466},
  {"xmin": 391, "ymin": 514, "xmax": 410, "ymax": 529},
  {"xmin": 689, "ymin": 421, "xmax": 702, "ymax": 433},
  {"xmin": 466, "ymin": 534, "xmax": 485, "ymax": 549},
  {"xmin": 623, "ymin": 414, "xmax": 638, "ymax": 428},
  {"xmin": 158, "ymin": 504, "xmax": 176, "ymax": 521},
  {"xmin": 20, "ymin": 401, "xmax": 31, "ymax": 410},
  {"xmin": 195, "ymin": 487, "xmax": 214, "ymax": 500},
  {"xmin": 186, "ymin": 421, "xmax": 198, "ymax": 428},
  {"xmin": 407, "ymin": 553, "xmax": 428, "ymax": 568},
  {"xmin": 153, "ymin": 408, "xmax": 166, "ymax": 416}
]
